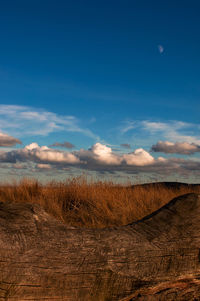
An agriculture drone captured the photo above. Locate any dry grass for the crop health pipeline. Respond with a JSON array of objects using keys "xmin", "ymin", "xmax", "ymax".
[{"xmin": 0, "ymin": 176, "xmax": 199, "ymax": 228}]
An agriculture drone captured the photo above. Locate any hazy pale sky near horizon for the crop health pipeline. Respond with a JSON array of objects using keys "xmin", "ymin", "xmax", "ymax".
[{"xmin": 0, "ymin": 0, "xmax": 200, "ymax": 183}]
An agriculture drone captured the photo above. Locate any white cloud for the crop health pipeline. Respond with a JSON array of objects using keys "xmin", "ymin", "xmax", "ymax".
[
  {"xmin": 76, "ymin": 143, "xmax": 164, "ymax": 168},
  {"xmin": 151, "ymin": 141, "xmax": 200, "ymax": 155},
  {"xmin": 22, "ymin": 143, "xmax": 80, "ymax": 164},
  {"xmin": 0, "ymin": 143, "xmax": 80, "ymax": 165},
  {"xmin": 90, "ymin": 143, "xmax": 122, "ymax": 165},
  {"xmin": 123, "ymin": 148, "xmax": 155, "ymax": 166},
  {"xmin": 0, "ymin": 132, "xmax": 22, "ymax": 147},
  {"xmin": 0, "ymin": 105, "xmax": 99, "ymax": 140},
  {"xmin": 25, "ymin": 143, "xmax": 42, "ymax": 150}
]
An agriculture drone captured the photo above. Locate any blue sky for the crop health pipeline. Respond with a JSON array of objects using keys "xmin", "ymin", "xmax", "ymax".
[{"xmin": 0, "ymin": 1, "xmax": 200, "ymax": 183}]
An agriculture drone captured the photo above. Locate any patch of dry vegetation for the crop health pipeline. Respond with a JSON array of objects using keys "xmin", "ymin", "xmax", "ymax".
[{"xmin": 0, "ymin": 177, "xmax": 199, "ymax": 228}]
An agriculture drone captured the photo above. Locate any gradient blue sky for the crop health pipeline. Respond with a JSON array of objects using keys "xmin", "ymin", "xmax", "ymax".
[{"xmin": 0, "ymin": 0, "xmax": 200, "ymax": 183}]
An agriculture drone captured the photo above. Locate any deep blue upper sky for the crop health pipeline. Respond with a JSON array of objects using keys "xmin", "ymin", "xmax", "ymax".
[
  {"xmin": 0, "ymin": 1, "xmax": 200, "ymax": 182},
  {"xmin": 1, "ymin": 0, "xmax": 200, "ymax": 118}
]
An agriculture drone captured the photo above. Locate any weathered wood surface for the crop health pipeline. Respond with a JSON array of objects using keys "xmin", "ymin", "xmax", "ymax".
[{"xmin": 0, "ymin": 193, "xmax": 200, "ymax": 300}]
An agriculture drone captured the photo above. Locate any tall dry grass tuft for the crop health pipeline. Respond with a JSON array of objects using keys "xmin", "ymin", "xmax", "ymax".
[{"xmin": 0, "ymin": 176, "xmax": 199, "ymax": 228}]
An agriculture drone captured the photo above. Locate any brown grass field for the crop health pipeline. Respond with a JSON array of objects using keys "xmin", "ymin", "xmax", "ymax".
[{"xmin": 0, "ymin": 176, "xmax": 199, "ymax": 228}]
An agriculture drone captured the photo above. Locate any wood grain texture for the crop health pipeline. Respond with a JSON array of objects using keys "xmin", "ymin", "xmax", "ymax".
[{"xmin": 0, "ymin": 193, "xmax": 200, "ymax": 300}]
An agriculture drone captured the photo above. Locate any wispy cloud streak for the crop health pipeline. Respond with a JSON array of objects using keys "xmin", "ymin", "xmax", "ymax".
[
  {"xmin": 120, "ymin": 120, "xmax": 200, "ymax": 146},
  {"xmin": 0, "ymin": 105, "xmax": 99, "ymax": 140},
  {"xmin": 142, "ymin": 120, "xmax": 200, "ymax": 145}
]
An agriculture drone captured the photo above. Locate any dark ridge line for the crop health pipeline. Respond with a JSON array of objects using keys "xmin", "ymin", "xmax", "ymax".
[
  {"xmin": 132, "ymin": 181, "xmax": 200, "ymax": 189},
  {"xmin": 130, "ymin": 193, "xmax": 199, "ymax": 226}
]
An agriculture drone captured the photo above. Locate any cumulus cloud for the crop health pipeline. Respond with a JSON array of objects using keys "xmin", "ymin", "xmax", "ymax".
[
  {"xmin": 0, "ymin": 143, "xmax": 80, "ymax": 165},
  {"xmin": 120, "ymin": 143, "xmax": 131, "ymax": 149},
  {"xmin": 123, "ymin": 149, "xmax": 155, "ymax": 166},
  {"xmin": 0, "ymin": 132, "xmax": 22, "ymax": 147},
  {"xmin": 0, "ymin": 105, "xmax": 99, "ymax": 140},
  {"xmin": 49, "ymin": 141, "xmax": 75, "ymax": 149},
  {"xmin": 90, "ymin": 143, "xmax": 122, "ymax": 165},
  {"xmin": 151, "ymin": 141, "xmax": 200, "ymax": 155},
  {"xmin": 22, "ymin": 143, "xmax": 80, "ymax": 164}
]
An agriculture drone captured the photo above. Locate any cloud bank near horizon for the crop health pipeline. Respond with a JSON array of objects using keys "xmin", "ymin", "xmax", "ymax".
[{"xmin": 1, "ymin": 141, "xmax": 200, "ymax": 178}]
